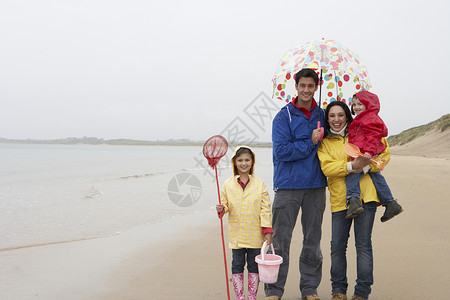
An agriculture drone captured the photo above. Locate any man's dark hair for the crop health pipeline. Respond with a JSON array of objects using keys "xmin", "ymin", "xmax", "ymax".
[{"xmin": 294, "ymin": 68, "xmax": 319, "ymax": 86}]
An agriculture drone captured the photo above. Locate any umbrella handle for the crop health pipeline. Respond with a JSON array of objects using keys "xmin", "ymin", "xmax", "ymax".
[{"xmin": 317, "ymin": 121, "xmax": 324, "ymax": 141}]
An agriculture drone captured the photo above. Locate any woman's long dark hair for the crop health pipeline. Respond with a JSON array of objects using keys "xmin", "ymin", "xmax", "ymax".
[{"xmin": 323, "ymin": 101, "xmax": 353, "ymax": 137}]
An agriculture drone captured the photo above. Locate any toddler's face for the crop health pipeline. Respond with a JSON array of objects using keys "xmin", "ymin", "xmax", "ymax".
[{"xmin": 352, "ymin": 97, "xmax": 366, "ymax": 115}]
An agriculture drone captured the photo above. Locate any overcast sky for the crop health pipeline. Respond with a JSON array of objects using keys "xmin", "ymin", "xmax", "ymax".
[{"xmin": 1, "ymin": 0, "xmax": 449, "ymax": 142}]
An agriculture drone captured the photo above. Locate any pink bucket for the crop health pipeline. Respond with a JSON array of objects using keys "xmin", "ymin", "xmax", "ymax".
[{"xmin": 255, "ymin": 241, "xmax": 283, "ymax": 283}]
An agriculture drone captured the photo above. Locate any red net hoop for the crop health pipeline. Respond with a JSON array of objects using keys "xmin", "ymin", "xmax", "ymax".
[{"xmin": 203, "ymin": 135, "xmax": 228, "ymax": 168}]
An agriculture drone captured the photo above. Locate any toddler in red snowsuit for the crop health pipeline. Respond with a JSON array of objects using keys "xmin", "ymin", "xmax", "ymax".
[{"xmin": 345, "ymin": 91, "xmax": 403, "ymax": 222}]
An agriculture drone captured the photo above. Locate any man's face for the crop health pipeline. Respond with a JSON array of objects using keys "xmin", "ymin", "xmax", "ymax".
[{"xmin": 295, "ymin": 77, "xmax": 318, "ymax": 104}]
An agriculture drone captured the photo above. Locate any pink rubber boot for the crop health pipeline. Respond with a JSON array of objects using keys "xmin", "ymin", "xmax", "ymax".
[
  {"xmin": 232, "ymin": 273, "xmax": 245, "ymax": 300},
  {"xmin": 247, "ymin": 273, "xmax": 259, "ymax": 300}
]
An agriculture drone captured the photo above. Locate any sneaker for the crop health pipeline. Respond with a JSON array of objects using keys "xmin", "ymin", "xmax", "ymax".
[
  {"xmin": 346, "ymin": 197, "xmax": 364, "ymax": 219},
  {"xmin": 350, "ymin": 296, "xmax": 364, "ymax": 300},
  {"xmin": 304, "ymin": 294, "xmax": 320, "ymax": 300},
  {"xmin": 332, "ymin": 293, "xmax": 347, "ymax": 300},
  {"xmin": 380, "ymin": 199, "xmax": 404, "ymax": 222}
]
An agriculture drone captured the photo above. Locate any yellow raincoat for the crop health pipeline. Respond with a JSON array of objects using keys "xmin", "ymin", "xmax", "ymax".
[
  {"xmin": 220, "ymin": 175, "xmax": 272, "ymax": 249},
  {"xmin": 317, "ymin": 134, "xmax": 391, "ymax": 213}
]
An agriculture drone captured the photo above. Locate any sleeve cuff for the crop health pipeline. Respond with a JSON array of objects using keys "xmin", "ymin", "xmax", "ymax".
[
  {"xmin": 262, "ymin": 227, "xmax": 273, "ymax": 234},
  {"xmin": 346, "ymin": 162, "xmax": 354, "ymax": 172},
  {"xmin": 363, "ymin": 165, "xmax": 371, "ymax": 174}
]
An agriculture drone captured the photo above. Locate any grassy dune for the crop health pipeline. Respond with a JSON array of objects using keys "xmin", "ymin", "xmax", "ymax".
[{"xmin": 387, "ymin": 114, "xmax": 450, "ymax": 146}]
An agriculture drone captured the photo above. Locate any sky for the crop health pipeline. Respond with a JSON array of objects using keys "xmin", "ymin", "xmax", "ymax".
[{"xmin": 1, "ymin": 0, "xmax": 449, "ymax": 142}]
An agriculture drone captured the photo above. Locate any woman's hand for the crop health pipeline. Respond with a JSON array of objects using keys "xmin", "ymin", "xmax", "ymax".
[{"xmin": 351, "ymin": 156, "xmax": 371, "ymax": 169}]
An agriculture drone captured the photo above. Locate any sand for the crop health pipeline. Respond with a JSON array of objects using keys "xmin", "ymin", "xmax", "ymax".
[
  {"xmin": 389, "ymin": 128, "xmax": 450, "ymax": 159},
  {"xmin": 1, "ymin": 145, "xmax": 450, "ymax": 299}
]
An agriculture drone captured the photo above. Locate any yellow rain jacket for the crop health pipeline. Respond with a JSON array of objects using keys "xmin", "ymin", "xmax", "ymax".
[
  {"xmin": 317, "ymin": 134, "xmax": 391, "ymax": 213},
  {"xmin": 220, "ymin": 175, "xmax": 272, "ymax": 249}
]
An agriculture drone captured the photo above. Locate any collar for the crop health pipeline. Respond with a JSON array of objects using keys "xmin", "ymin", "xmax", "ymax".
[
  {"xmin": 291, "ymin": 97, "xmax": 318, "ymax": 119},
  {"xmin": 291, "ymin": 97, "xmax": 318, "ymax": 111},
  {"xmin": 329, "ymin": 123, "xmax": 348, "ymax": 137}
]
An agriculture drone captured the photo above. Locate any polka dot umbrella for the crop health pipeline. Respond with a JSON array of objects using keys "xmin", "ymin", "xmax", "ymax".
[{"xmin": 272, "ymin": 39, "xmax": 372, "ymax": 133}]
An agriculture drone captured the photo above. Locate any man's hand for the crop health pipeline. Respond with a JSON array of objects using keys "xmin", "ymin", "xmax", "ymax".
[{"xmin": 311, "ymin": 128, "xmax": 321, "ymax": 145}]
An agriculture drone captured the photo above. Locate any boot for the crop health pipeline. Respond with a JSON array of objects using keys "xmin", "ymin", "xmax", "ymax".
[
  {"xmin": 304, "ymin": 294, "xmax": 320, "ymax": 300},
  {"xmin": 232, "ymin": 273, "xmax": 245, "ymax": 300},
  {"xmin": 381, "ymin": 199, "xmax": 403, "ymax": 222},
  {"xmin": 247, "ymin": 273, "xmax": 259, "ymax": 300},
  {"xmin": 331, "ymin": 293, "xmax": 348, "ymax": 300},
  {"xmin": 346, "ymin": 197, "xmax": 364, "ymax": 219}
]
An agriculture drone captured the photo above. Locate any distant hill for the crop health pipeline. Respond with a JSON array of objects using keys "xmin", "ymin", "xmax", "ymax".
[
  {"xmin": 3, "ymin": 115, "xmax": 449, "ymax": 157},
  {"xmin": 388, "ymin": 114, "xmax": 450, "ymax": 158},
  {"xmin": 0, "ymin": 136, "xmax": 204, "ymax": 146},
  {"xmin": 0, "ymin": 136, "xmax": 272, "ymax": 148},
  {"xmin": 388, "ymin": 114, "xmax": 449, "ymax": 146}
]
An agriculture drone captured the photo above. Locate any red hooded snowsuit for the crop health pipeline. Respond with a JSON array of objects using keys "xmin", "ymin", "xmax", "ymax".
[{"xmin": 348, "ymin": 91, "xmax": 388, "ymax": 156}]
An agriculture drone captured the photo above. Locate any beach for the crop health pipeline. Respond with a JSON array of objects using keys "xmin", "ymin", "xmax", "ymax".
[
  {"xmin": 98, "ymin": 155, "xmax": 450, "ymax": 300},
  {"xmin": 1, "ymin": 145, "xmax": 450, "ymax": 299}
]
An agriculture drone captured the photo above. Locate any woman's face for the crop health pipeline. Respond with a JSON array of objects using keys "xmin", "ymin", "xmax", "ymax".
[{"xmin": 328, "ymin": 105, "xmax": 347, "ymax": 132}]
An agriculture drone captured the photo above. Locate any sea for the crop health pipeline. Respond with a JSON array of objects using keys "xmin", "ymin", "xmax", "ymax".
[{"xmin": 0, "ymin": 143, "xmax": 274, "ymax": 251}]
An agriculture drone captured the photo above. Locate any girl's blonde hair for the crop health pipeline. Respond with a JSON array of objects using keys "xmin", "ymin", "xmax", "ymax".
[{"xmin": 231, "ymin": 146, "xmax": 255, "ymax": 176}]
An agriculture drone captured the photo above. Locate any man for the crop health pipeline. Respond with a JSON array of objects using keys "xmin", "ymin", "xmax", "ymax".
[{"xmin": 265, "ymin": 68, "xmax": 327, "ymax": 300}]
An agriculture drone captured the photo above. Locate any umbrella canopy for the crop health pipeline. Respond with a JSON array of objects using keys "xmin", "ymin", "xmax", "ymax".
[{"xmin": 272, "ymin": 39, "xmax": 371, "ymax": 109}]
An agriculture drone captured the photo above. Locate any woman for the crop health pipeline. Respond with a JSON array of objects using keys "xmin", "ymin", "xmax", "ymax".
[{"xmin": 317, "ymin": 101, "xmax": 390, "ymax": 300}]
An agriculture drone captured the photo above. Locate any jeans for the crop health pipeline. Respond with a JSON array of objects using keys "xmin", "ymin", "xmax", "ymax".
[
  {"xmin": 330, "ymin": 201, "xmax": 377, "ymax": 300},
  {"xmin": 346, "ymin": 172, "xmax": 394, "ymax": 205},
  {"xmin": 232, "ymin": 248, "xmax": 259, "ymax": 274},
  {"xmin": 264, "ymin": 188, "xmax": 326, "ymax": 298}
]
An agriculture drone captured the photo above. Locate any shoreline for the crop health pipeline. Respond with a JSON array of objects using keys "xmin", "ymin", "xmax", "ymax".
[{"xmin": 0, "ymin": 140, "xmax": 273, "ymax": 148}]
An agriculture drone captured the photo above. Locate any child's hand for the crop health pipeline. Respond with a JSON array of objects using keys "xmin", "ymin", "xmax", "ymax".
[
  {"xmin": 363, "ymin": 152, "xmax": 372, "ymax": 159},
  {"xmin": 216, "ymin": 204, "xmax": 224, "ymax": 213},
  {"xmin": 264, "ymin": 233, "xmax": 273, "ymax": 245}
]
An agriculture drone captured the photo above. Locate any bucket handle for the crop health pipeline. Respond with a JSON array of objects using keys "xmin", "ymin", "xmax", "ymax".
[{"xmin": 260, "ymin": 241, "xmax": 275, "ymax": 262}]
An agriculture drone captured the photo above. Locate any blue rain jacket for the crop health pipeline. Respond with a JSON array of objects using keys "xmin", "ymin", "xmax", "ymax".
[{"xmin": 272, "ymin": 102, "xmax": 327, "ymax": 190}]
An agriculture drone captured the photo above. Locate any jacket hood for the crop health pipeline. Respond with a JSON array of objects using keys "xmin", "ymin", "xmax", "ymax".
[
  {"xmin": 232, "ymin": 145, "xmax": 255, "ymax": 159},
  {"xmin": 231, "ymin": 145, "xmax": 255, "ymax": 176},
  {"xmin": 355, "ymin": 91, "xmax": 380, "ymax": 114}
]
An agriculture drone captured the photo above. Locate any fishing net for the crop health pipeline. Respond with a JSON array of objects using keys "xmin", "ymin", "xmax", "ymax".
[
  {"xmin": 202, "ymin": 134, "xmax": 231, "ymax": 299},
  {"xmin": 203, "ymin": 135, "xmax": 228, "ymax": 168}
]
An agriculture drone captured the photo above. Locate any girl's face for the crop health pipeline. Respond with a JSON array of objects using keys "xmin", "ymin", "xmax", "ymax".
[
  {"xmin": 235, "ymin": 153, "xmax": 253, "ymax": 176},
  {"xmin": 352, "ymin": 97, "xmax": 367, "ymax": 115},
  {"xmin": 328, "ymin": 105, "xmax": 347, "ymax": 132}
]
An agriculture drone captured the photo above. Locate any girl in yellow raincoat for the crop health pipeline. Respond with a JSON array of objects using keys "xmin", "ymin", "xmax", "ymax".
[{"xmin": 216, "ymin": 146, "xmax": 272, "ymax": 300}]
